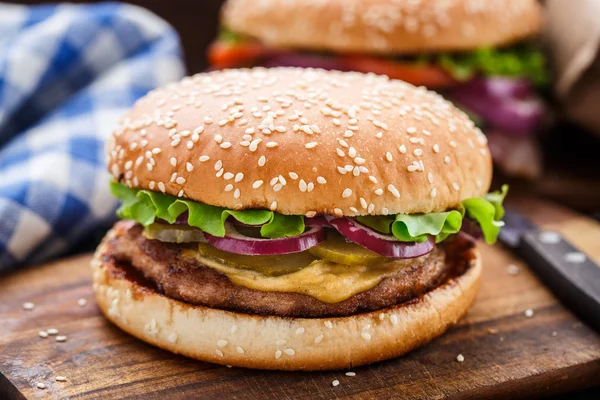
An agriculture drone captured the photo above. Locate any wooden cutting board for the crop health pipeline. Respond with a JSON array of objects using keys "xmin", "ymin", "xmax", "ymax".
[{"xmin": 1, "ymin": 196, "xmax": 600, "ymax": 400}]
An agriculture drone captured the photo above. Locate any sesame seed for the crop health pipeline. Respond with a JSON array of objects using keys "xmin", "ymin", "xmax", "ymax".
[
  {"xmin": 524, "ymin": 309, "xmax": 534, "ymax": 318},
  {"xmin": 235, "ymin": 173, "xmax": 244, "ymax": 183},
  {"xmin": 305, "ymin": 142, "xmax": 318, "ymax": 149},
  {"xmin": 237, "ymin": 346, "xmax": 245, "ymax": 354},
  {"xmin": 56, "ymin": 335, "xmax": 67, "ymax": 342},
  {"xmin": 324, "ymin": 321, "xmax": 333, "ymax": 329},
  {"xmin": 56, "ymin": 376, "xmax": 67, "ymax": 382},
  {"xmin": 22, "ymin": 302, "xmax": 35, "ymax": 311},
  {"xmin": 314, "ymin": 335, "xmax": 324, "ymax": 344},
  {"xmin": 215, "ymin": 350, "xmax": 224, "ymax": 357},
  {"xmin": 430, "ymin": 188, "xmax": 437, "ymax": 198},
  {"xmin": 368, "ymin": 204, "xmax": 375, "ymax": 213},
  {"xmin": 336, "ymin": 148, "xmax": 345, "ymax": 157},
  {"xmin": 354, "ymin": 157, "xmax": 366, "ymax": 165},
  {"xmin": 176, "ymin": 177, "xmax": 186, "ymax": 185},
  {"xmin": 445, "ymin": 156, "xmax": 451, "ymax": 164},
  {"xmin": 158, "ymin": 182, "xmax": 166, "ymax": 193},
  {"xmin": 348, "ymin": 147, "xmax": 357, "ymax": 158},
  {"xmin": 450, "ymin": 141, "xmax": 457, "ymax": 148},
  {"xmin": 391, "ymin": 315, "xmax": 398, "ymax": 325},
  {"xmin": 427, "ymin": 172, "xmax": 434, "ymax": 183},
  {"xmin": 252, "ymin": 180, "xmax": 263, "ymax": 189},
  {"xmin": 217, "ymin": 340, "xmax": 228, "ymax": 348},
  {"xmin": 388, "ymin": 184, "xmax": 400, "ymax": 198},
  {"xmin": 386, "ymin": 152, "xmax": 393, "ymax": 162},
  {"xmin": 234, "ymin": 189, "xmax": 240, "ymax": 199},
  {"xmin": 199, "ymin": 155, "xmax": 210, "ymax": 162},
  {"xmin": 342, "ymin": 188, "xmax": 352, "ymax": 198},
  {"xmin": 332, "ymin": 380, "xmax": 340, "ymax": 387},
  {"xmin": 507, "ymin": 264, "xmax": 520, "ymax": 275},
  {"xmin": 305, "ymin": 211, "xmax": 317, "ymax": 218},
  {"xmin": 47, "ymin": 328, "xmax": 59, "ymax": 335},
  {"xmin": 170, "ymin": 157, "xmax": 177, "ymax": 167},
  {"xmin": 360, "ymin": 198, "xmax": 368, "ymax": 209},
  {"xmin": 258, "ymin": 155, "xmax": 266, "ymax": 167},
  {"xmin": 407, "ymin": 127, "xmax": 417, "ymax": 134},
  {"xmin": 344, "ymin": 130, "xmax": 353, "ymax": 138},
  {"xmin": 414, "ymin": 148, "xmax": 423, "ymax": 156},
  {"xmin": 39, "ymin": 331, "xmax": 48, "ymax": 338},
  {"xmin": 284, "ymin": 348, "xmax": 295, "ymax": 356},
  {"xmin": 368, "ymin": 176, "xmax": 378, "ymax": 184},
  {"xmin": 289, "ymin": 172, "xmax": 299, "ymax": 180},
  {"xmin": 299, "ymin": 180, "xmax": 308, "ymax": 192},
  {"xmin": 151, "ymin": 148, "xmax": 161, "ymax": 155},
  {"xmin": 224, "ymin": 172, "xmax": 234, "ymax": 180},
  {"xmin": 338, "ymin": 139, "xmax": 349, "ymax": 148},
  {"xmin": 433, "ymin": 144, "xmax": 440, "ymax": 153},
  {"xmin": 333, "ymin": 208, "xmax": 343, "ymax": 217},
  {"xmin": 273, "ymin": 184, "xmax": 283, "ymax": 192},
  {"xmin": 220, "ymin": 142, "xmax": 232, "ymax": 149},
  {"xmin": 275, "ymin": 350, "xmax": 282, "ymax": 359},
  {"xmin": 375, "ymin": 188, "xmax": 383, "ymax": 196},
  {"xmin": 249, "ymin": 138, "xmax": 262, "ymax": 152},
  {"xmin": 456, "ymin": 354, "xmax": 465, "ymax": 363},
  {"xmin": 307, "ymin": 182, "xmax": 314, "ymax": 192},
  {"xmin": 337, "ymin": 167, "xmax": 347, "ymax": 175},
  {"xmin": 452, "ymin": 182, "xmax": 460, "ymax": 191},
  {"xmin": 296, "ymin": 327, "xmax": 305, "ymax": 335},
  {"xmin": 399, "ymin": 144, "xmax": 407, "ymax": 153},
  {"xmin": 78, "ymin": 298, "xmax": 87, "ymax": 307},
  {"xmin": 224, "ymin": 184, "xmax": 233, "ymax": 192},
  {"xmin": 270, "ymin": 201, "xmax": 277, "ymax": 211},
  {"xmin": 186, "ymin": 162, "xmax": 194, "ymax": 172},
  {"xmin": 266, "ymin": 141, "xmax": 278, "ymax": 148},
  {"xmin": 37, "ymin": 383, "xmax": 46, "ymax": 389},
  {"xmin": 317, "ymin": 176, "xmax": 327, "ymax": 184}
]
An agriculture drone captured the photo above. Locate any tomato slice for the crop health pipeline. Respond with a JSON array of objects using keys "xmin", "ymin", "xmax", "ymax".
[
  {"xmin": 340, "ymin": 55, "xmax": 456, "ymax": 88},
  {"xmin": 208, "ymin": 40, "xmax": 269, "ymax": 69}
]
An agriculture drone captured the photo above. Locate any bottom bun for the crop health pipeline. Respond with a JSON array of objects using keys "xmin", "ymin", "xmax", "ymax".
[{"xmin": 91, "ymin": 235, "xmax": 481, "ymax": 371}]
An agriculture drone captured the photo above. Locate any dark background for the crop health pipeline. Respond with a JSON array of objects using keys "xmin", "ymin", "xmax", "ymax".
[{"xmin": 6, "ymin": 1, "xmax": 600, "ymax": 398}]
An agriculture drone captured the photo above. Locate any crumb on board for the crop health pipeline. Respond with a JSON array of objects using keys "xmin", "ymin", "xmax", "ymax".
[
  {"xmin": 524, "ymin": 309, "xmax": 534, "ymax": 318},
  {"xmin": 456, "ymin": 354, "xmax": 465, "ymax": 363},
  {"xmin": 332, "ymin": 380, "xmax": 340, "ymax": 387},
  {"xmin": 22, "ymin": 302, "xmax": 35, "ymax": 311}
]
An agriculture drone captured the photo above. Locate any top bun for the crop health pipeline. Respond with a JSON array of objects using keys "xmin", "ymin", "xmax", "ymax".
[
  {"xmin": 222, "ymin": 0, "xmax": 542, "ymax": 54},
  {"xmin": 107, "ymin": 68, "xmax": 491, "ymax": 217}
]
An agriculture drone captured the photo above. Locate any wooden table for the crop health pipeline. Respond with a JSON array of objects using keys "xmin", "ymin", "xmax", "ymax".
[{"xmin": 1, "ymin": 196, "xmax": 600, "ymax": 399}]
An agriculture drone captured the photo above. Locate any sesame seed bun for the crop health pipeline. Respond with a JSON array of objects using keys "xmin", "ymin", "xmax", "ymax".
[
  {"xmin": 107, "ymin": 68, "xmax": 491, "ymax": 216},
  {"xmin": 92, "ymin": 230, "xmax": 481, "ymax": 371},
  {"xmin": 221, "ymin": 0, "xmax": 542, "ymax": 54}
]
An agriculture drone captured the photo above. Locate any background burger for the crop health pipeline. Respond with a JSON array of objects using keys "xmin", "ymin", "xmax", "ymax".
[
  {"xmin": 93, "ymin": 67, "xmax": 507, "ymax": 370},
  {"xmin": 209, "ymin": 0, "xmax": 548, "ymax": 179}
]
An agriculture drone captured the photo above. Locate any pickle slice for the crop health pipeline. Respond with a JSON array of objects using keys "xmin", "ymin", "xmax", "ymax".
[
  {"xmin": 197, "ymin": 243, "xmax": 318, "ymax": 277},
  {"xmin": 143, "ymin": 223, "xmax": 206, "ymax": 243},
  {"xmin": 308, "ymin": 231, "xmax": 391, "ymax": 266}
]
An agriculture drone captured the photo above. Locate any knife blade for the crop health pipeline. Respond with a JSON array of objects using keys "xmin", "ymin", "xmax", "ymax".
[{"xmin": 499, "ymin": 207, "xmax": 600, "ymax": 332}]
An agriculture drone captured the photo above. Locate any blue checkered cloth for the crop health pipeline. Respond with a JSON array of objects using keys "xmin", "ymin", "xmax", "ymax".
[{"xmin": 0, "ymin": 2, "xmax": 185, "ymax": 272}]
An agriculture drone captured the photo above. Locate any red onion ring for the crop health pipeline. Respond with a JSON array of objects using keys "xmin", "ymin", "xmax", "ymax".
[
  {"xmin": 326, "ymin": 217, "xmax": 435, "ymax": 259},
  {"xmin": 204, "ymin": 223, "xmax": 325, "ymax": 255},
  {"xmin": 450, "ymin": 77, "xmax": 544, "ymax": 137}
]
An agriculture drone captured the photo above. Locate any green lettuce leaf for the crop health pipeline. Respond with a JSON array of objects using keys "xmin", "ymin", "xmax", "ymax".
[
  {"xmin": 358, "ymin": 211, "xmax": 463, "ymax": 244},
  {"xmin": 356, "ymin": 186, "xmax": 508, "ymax": 244},
  {"xmin": 435, "ymin": 45, "xmax": 549, "ymax": 86},
  {"xmin": 462, "ymin": 185, "xmax": 508, "ymax": 244},
  {"xmin": 110, "ymin": 182, "xmax": 507, "ymax": 244},
  {"xmin": 109, "ymin": 182, "xmax": 304, "ymax": 238}
]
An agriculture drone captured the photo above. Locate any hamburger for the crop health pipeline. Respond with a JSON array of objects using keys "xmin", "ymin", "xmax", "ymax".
[
  {"xmin": 92, "ymin": 67, "xmax": 507, "ymax": 371},
  {"xmin": 209, "ymin": 0, "xmax": 548, "ymax": 178}
]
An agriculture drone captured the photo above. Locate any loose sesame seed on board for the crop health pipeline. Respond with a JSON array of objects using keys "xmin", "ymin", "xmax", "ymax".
[{"xmin": 108, "ymin": 68, "xmax": 489, "ymax": 215}]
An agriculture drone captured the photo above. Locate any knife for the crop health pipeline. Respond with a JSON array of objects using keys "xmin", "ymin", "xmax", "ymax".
[{"xmin": 499, "ymin": 207, "xmax": 600, "ymax": 332}]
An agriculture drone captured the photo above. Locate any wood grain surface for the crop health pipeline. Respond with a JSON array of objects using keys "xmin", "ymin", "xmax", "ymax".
[{"xmin": 1, "ymin": 196, "xmax": 600, "ymax": 400}]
